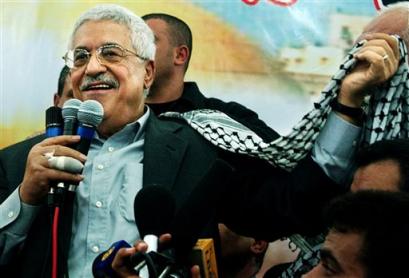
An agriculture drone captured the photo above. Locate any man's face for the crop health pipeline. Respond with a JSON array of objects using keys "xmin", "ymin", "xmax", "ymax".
[
  {"xmin": 70, "ymin": 20, "xmax": 153, "ymax": 135},
  {"xmin": 145, "ymin": 19, "xmax": 175, "ymax": 85},
  {"xmin": 55, "ymin": 75, "xmax": 73, "ymax": 108},
  {"xmin": 303, "ymin": 230, "xmax": 366, "ymax": 278},
  {"xmin": 351, "ymin": 159, "xmax": 401, "ymax": 192}
]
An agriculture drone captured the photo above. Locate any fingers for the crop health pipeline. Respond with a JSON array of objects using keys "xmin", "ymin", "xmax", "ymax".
[
  {"xmin": 355, "ymin": 33, "xmax": 399, "ymax": 61},
  {"xmin": 158, "ymin": 233, "xmax": 172, "ymax": 251},
  {"xmin": 43, "ymin": 168, "xmax": 84, "ymax": 183},
  {"xmin": 191, "ymin": 265, "xmax": 201, "ymax": 278},
  {"xmin": 133, "ymin": 241, "xmax": 148, "ymax": 253},
  {"xmin": 360, "ymin": 33, "xmax": 399, "ymax": 60},
  {"xmin": 19, "ymin": 135, "xmax": 86, "ymax": 204},
  {"xmin": 111, "ymin": 247, "xmax": 139, "ymax": 278},
  {"xmin": 47, "ymin": 156, "xmax": 84, "ymax": 174},
  {"xmin": 42, "ymin": 145, "xmax": 86, "ymax": 164},
  {"xmin": 159, "ymin": 233, "xmax": 172, "ymax": 243},
  {"xmin": 38, "ymin": 135, "xmax": 81, "ymax": 147}
]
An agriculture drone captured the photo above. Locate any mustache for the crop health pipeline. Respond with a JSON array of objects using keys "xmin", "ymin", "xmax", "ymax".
[{"xmin": 79, "ymin": 74, "xmax": 119, "ymax": 91}]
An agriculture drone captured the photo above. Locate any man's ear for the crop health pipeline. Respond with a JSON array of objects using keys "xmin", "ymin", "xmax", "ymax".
[
  {"xmin": 174, "ymin": 45, "xmax": 189, "ymax": 67},
  {"xmin": 250, "ymin": 240, "xmax": 268, "ymax": 254},
  {"xmin": 144, "ymin": 60, "xmax": 155, "ymax": 89},
  {"xmin": 53, "ymin": 93, "xmax": 60, "ymax": 107}
]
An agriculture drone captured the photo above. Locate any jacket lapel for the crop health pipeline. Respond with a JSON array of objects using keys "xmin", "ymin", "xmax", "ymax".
[{"xmin": 143, "ymin": 113, "xmax": 188, "ymax": 191}]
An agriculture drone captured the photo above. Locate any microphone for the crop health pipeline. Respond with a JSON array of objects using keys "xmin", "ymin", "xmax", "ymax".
[
  {"xmin": 92, "ymin": 186, "xmax": 176, "ymax": 278},
  {"xmin": 76, "ymin": 100, "xmax": 104, "ymax": 155},
  {"xmin": 62, "ymin": 99, "xmax": 82, "ymax": 136},
  {"xmin": 45, "ymin": 106, "xmax": 63, "ymax": 138},
  {"xmin": 66, "ymin": 100, "xmax": 103, "ymax": 194},
  {"xmin": 45, "ymin": 106, "xmax": 63, "ymax": 205},
  {"xmin": 134, "ymin": 185, "xmax": 176, "ymax": 252}
]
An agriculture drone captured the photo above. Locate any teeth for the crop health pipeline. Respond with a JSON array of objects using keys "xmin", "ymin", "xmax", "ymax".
[{"xmin": 88, "ymin": 84, "xmax": 111, "ymax": 90}]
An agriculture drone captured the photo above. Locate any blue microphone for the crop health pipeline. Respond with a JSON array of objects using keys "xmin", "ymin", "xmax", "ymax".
[{"xmin": 76, "ymin": 100, "xmax": 104, "ymax": 155}]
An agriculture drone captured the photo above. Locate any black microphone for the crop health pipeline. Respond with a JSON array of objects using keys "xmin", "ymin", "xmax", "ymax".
[
  {"xmin": 170, "ymin": 159, "xmax": 233, "ymax": 274},
  {"xmin": 134, "ymin": 185, "xmax": 176, "ymax": 252},
  {"xmin": 62, "ymin": 99, "xmax": 82, "ymax": 136},
  {"xmin": 45, "ymin": 106, "xmax": 63, "ymax": 138},
  {"xmin": 45, "ymin": 106, "xmax": 63, "ymax": 205},
  {"xmin": 92, "ymin": 186, "xmax": 176, "ymax": 278},
  {"xmin": 76, "ymin": 100, "xmax": 104, "ymax": 155}
]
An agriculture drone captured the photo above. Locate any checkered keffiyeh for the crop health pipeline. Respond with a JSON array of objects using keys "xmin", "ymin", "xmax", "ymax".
[
  {"xmin": 161, "ymin": 37, "xmax": 408, "ymax": 256},
  {"xmin": 162, "ymin": 37, "xmax": 408, "ymax": 171}
]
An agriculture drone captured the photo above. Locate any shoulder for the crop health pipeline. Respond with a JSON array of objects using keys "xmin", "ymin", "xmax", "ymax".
[
  {"xmin": 146, "ymin": 112, "xmax": 217, "ymax": 150},
  {"xmin": 0, "ymin": 134, "xmax": 44, "ymax": 160}
]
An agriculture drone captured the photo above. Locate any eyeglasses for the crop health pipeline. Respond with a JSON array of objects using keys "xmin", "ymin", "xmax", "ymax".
[{"xmin": 63, "ymin": 44, "xmax": 147, "ymax": 69}]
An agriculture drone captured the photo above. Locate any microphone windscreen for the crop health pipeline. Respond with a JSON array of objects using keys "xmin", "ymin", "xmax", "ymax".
[
  {"xmin": 134, "ymin": 186, "xmax": 176, "ymax": 238},
  {"xmin": 62, "ymin": 99, "xmax": 82, "ymax": 120},
  {"xmin": 77, "ymin": 100, "xmax": 104, "ymax": 128},
  {"xmin": 170, "ymin": 159, "xmax": 234, "ymax": 261}
]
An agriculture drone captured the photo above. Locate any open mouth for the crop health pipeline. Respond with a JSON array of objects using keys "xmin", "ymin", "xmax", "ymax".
[{"xmin": 82, "ymin": 82, "xmax": 115, "ymax": 92}]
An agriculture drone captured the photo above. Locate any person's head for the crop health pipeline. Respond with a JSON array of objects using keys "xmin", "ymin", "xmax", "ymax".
[
  {"xmin": 54, "ymin": 65, "xmax": 73, "ymax": 107},
  {"xmin": 142, "ymin": 13, "xmax": 192, "ymax": 91},
  {"xmin": 360, "ymin": 3, "xmax": 409, "ymax": 51},
  {"xmin": 65, "ymin": 4, "xmax": 156, "ymax": 137},
  {"xmin": 351, "ymin": 139, "xmax": 409, "ymax": 192},
  {"xmin": 218, "ymin": 223, "xmax": 268, "ymax": 278},
  {"xmin": 304, "ymin": 190, "xmax": 409, "ymax": 278}
]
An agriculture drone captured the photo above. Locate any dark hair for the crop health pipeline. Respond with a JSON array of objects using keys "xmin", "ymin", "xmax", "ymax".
[
  {"xmin": 356, "ymin": 139, "xmax": 409, "ymax": 192},
  {"xmin": 142, "ymin": 13, "xmax": 192, "ymax": 71},
  {"xmin": 324, "ymin": 190, "xmax": 409, "ymax": 278},
  {"xmin": 57, "ymin": 65, "xmax": 71, "ymax": 96}
]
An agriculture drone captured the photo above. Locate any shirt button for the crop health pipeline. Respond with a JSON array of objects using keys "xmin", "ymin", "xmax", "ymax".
[
  {"xmin": 108, "ymin": 147, "xmax": 114, "ymax": 152},
  {"xmin": 92, "ymin": 246, "xmax": 100, "ymax": 253},
  {"xmin": 95, "ymin": 201, "xmax": 102, "ymax": 208},
  {"xmin": 97, "ymin": 164, "xmax": 104, "ymax": 170},
  {"xmin": 8, "ymin": 211, "xmax": 14, "ymax": 218}
]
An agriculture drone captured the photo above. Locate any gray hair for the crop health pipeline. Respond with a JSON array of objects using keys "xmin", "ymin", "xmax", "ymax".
[{"xmin": 68, "ymin": 4, "xmax": 155, "ymax": 61}]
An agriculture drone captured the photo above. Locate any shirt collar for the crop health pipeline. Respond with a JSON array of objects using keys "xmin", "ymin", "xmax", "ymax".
[{"xmin": 93, "ymin": 106, "xmax": 150, "ymax": 146}]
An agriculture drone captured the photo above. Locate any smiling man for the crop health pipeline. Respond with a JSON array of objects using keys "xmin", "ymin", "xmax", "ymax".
[{"xmin": 0, "ymin": 5, "xmax": 222, "ymax": 277}]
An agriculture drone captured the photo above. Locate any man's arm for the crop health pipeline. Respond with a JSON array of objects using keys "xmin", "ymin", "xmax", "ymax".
[
  {"xmin": 312, "ymin": 33, "xmax": 400, "ymax": 185},
  {"xmin": 0, "ymin": 135, "xmax": 84, "ymax": 265},
  {"xmin": 0, "ymin": 187, "xmax": 41, "ymax": 265}
]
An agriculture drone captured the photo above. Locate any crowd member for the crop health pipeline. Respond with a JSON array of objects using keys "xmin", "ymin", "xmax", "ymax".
[
  {"xmin": 142, "ymin": 13, "xmax": 279, "ymax": 142},
  {"xmin": 0, "ymin": 4, "xmax": 400, "ymax": 278},
  {"xmin": 304, "ymin": 190, "xmax": 409, "ymax": 278},
  {"xmin": 54, "ymin": 65, "xmax": 74, "ymax": 108},
  {"xmin": 219, "ymin": 223, "xmax": 268, "ymax": 278},
  {"xmin": 351, "ymin": 139, "xmax": 409, "ymax": 192},
  {"xmin": 27, "ymin": 65, "xmax": 74, "ymax": 139}
]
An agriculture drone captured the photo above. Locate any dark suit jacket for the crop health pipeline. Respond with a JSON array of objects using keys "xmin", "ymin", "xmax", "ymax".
[{"xmin": 0, "ymin": 113, "xmax": 219, "ymax": 277}]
